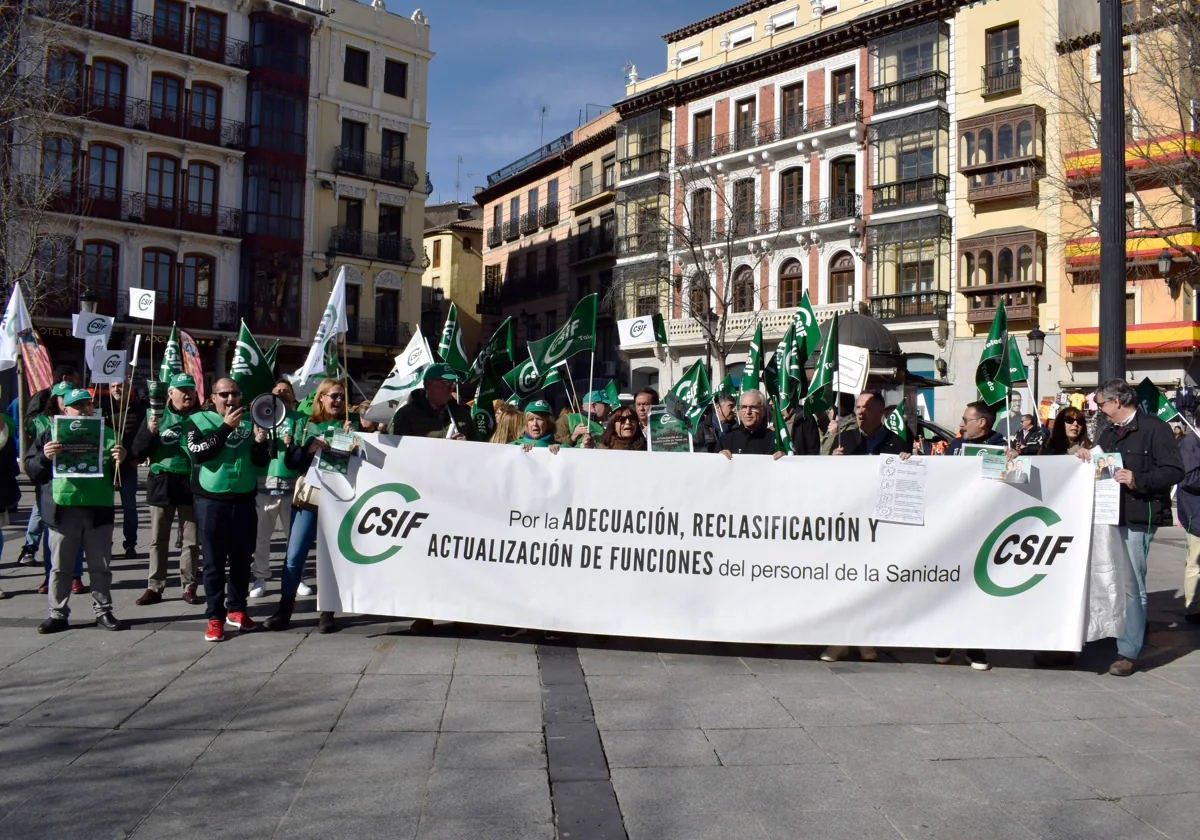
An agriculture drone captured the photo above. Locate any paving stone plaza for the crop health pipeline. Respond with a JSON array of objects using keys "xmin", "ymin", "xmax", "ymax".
[{"xmin": 1, "ymin": 481, "xmax": 1198, "ymax": 840}]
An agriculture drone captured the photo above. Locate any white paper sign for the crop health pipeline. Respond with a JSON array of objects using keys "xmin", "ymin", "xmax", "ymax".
[
  {"xmin": 127, "ymin": 287, "xmax": 156, "ymax": 321},
  {"xmin": 72, "ymin": 312, "xmax": 114, "ymax": 340},
  {"xmin": 90, "ymin": 350, "xmax": 127, "ymax": 384},
  {"xmin": 874, "ymin": 454, "xmax": 927, "ymax": 525},
  {"xmin": 834, "ymin": 344, "xmax": 870, "ymax": 395},
  {"xmin": 617, "ymin": 315, "xmax": 657, "ymax": 348},
  {"xmin": 1091, "ymin": 449, "xmax": 1121, "ymax": 525},
  {"xmin": 84, "ymin": 336, "xmax": 108, "ymax": 370},
  {"xmin": 316, "ymin": 439, "xmax": 1097, "ymax": 651}
]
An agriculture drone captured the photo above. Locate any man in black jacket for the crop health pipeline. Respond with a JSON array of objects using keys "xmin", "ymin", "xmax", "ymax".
[
  {"xmin": 102, "ymin": 382, "xmax": 146, "ymax": 559},
  {"xmin": 388, "ymin": 364, "xmax": 477, "ymax": 440},
  {"xmin": 1176, "ymin": 423, "xmax": 1200, "ymax": 625},
  {"xmin": 718, "ymin": 389, "xmax": 782, "ymax": 459},
  {"xmin": 831, "ymin": 393, "xmax": 907, "ymax": 456},
  {"xmin": 1085, "ymin": 378, "xmax": 1184, "ymax": 675}
]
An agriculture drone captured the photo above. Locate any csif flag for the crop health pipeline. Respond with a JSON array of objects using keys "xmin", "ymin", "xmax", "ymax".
[
  {"xmin": 438, "ymin": 302, "xmax": 472, "ymax": 376},
  {"xmin": 717, "ymin": 374, "xmax": 736, "ymax": 397},
  {"xmin": 793, "ymin": 290, "xmax": 820, "ymax": 361},
  {"xmin": 884, "ymin": 401, "xmax": 909, "ymax": 441},
  {"xmin": 0, "ymin": 282, "xmax": 34, "ymax": 371},
  {"xmin": 230, "ymin": 321, "xmax": 276, "ymax": 401},
  {"xmin": 503, "ymin": 358, "xmax": 561, "ymax": 401},
  {"xmin": 652, "ymin": 312, "xmax": 668, "ymax": 344},
  {"xmin": 604, "ymin": 379, "xmax": 620, "ymax": 407},
  {"xmin": 468, "ymin": 317, "xmax": 515, "ymax": 382},
  {"xmin": 804, "ymin": 314, "xmax": 839, "ymax": 415},
  {"xmin": 159, "ymin": 325, "xmax": 183, "ymax": 382},
  {"xmin": 762, "ymin": 353, "xmax": 780, "ymax": 403},
  {"xmin": 975, "ymin": 302, "xmax": 1010, "ymax": 406},
  {"xmin": 472, "ymin": 370, "xmax": 505, "ymax": 439},
  {"xmin": 296, "ymin": 267, "xmax": 349, "ymax": 385},
  {"xmin": 772, "ymin": 397, "xmax": 791, "ymax": 455},
  {"xmin": 1006, "ymin": 335, "xmax": 1028, "ymax": 384},
  {"xmin": 1135, "ymin": 377, "xmax": 1181, "ymax": 422},
  {"xmin": 264, "ymin": 340, "xmax": 280, "ymax": 374},
  {"xmin": 396, "ymin": 327, "xmax": 434, "ymax": 379},
  {"xmin": 775, "ymin": 323, "xmax": 803, "ymax": 413},
  {"xmin": 668, "ymin": 360, "xmax": 711, "ymax": 409},
  {"xmin": 741, "ymin": 322, "xmax": 763, "ymax": 393},
  {"xmin": 528, "ymin": 294, "xmax": 597, "ymax": 373}
]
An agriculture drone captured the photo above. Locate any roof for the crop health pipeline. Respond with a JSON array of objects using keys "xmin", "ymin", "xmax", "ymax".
[
  {"xmin": 424, "ymin": 218, "xmax": 484, "ymax": 236},
  {"xmin": 958, "ymin": 225, "xmax": 1044, "ymax": 241},
  {"xmin": 661, "ymin": 0, "xmax": 778, "ymax": 43}
]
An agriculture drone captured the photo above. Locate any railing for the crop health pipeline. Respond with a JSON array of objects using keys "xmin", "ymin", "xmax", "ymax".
[
  {"xmin": 871, "ymin": 175, "xmax": 948, "ymax": 210},
  {"xmin": 570, "ymin": 174, "xmax": 616, "ymax": 205},
  {"xmin": 677, "ymin": 100, "xmax": 864, "ymax": 165},
  {"xmin": 79, "ymin": 9, "xmax": 250, "ymax": 69},
  {"xmin": 519, "ymin": 211, "xmax": 538, "ymax": 235},
  {"xmin": 688, "ymin": 195, "xmax": 861, "ymax": 243},
  {"xmin": 571, "ymin": 228, "xmax": 616, "ymax": 262},
  {"xmin": 49, "ymin": 185, "xmax": 242, "ymax": 235},
  {"xmin": 328, "ymin": 228, "xmax": 416, "ymax": 264},
  {"xmin": 966, "ymin": 295, "xmax": 1036, "ymax": 324},
  {"xmin": 539, "ymin": 203, "xmax": 559, "ymax": 228},
  {"xmin": 348, "ymin": 318, "xmax": 407, "ymax": 347},
  {"xmin": 331, "ymin": 148, "xmax": 419, "ymax": 188},
  {"xmin": 618, "ymin": 149, "xmax": 670, "ymax": 179},
  {"xmin": 617, "ymin": 229, "xmax": 669, "ymax": 257},
  {"xmin": 486, "ymin": 225, "xmax": 502, "ymax": 248},
  {"xmin": 667, "ymin": 302, "xmax": 854, "ymax": 344},
  {"xmin": 868, "ymin": 291, "xmax": 949, "ymax": 321},
  {"xmin": 75, "ymin": 92, "xmax": 245, "ymax": 149},
  {"xmin": 982, "ymin": 58, "xmax": 1021, "ymax": 95},
  {"xmin": 871, "ymin": 71, "xmax": 948, "ymax": 112},
  {"xmin": 499, "ymin": 271, "xmax": 559, "ymax": 304},
  {"xmin": 502, "ymin": 219, "xmax": 520, "ymax": 241},
  {"xmin": 477, "ymin": 283, "xmax": 503, "ymax": 315},
  {"xmin": 967, "ymin": 166, "xmax": 1039, "ymax": 203}
]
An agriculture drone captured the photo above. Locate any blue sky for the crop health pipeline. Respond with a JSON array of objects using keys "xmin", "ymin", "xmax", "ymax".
[{"xmin": 386, "ymin": 0, "xmax": 732, "ymax": 206}]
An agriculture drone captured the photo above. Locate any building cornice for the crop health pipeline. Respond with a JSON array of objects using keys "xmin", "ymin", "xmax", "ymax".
[
  {"xmin": 562, "ymin": 125, "xmax": 616, "ymax": 163},
  {"xmin": 661, "ymin": 0, "xmax": 779, "ymax": 43}
]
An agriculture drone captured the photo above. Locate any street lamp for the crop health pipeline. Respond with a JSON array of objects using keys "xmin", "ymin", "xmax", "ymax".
[
  {"xmin": 1026, "ymin": 326, "xmax": 1045, "ymax": 413},
  {"xmin": 1158, "ymin": 248, "xmax": 1172, "ymax": 277}
]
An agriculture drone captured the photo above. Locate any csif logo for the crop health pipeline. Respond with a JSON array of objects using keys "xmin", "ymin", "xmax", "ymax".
[
  {"xmin": 546, "ymin": 320, "xmax": 581, "ymax": 360},
  {"xmin": 974, "ymin": 507, "xmax": 1074, "ymax": 597},
  {"xmin": 231, "ymin": 340, "xmax": 259, "ymax": 375},
  {"xmin": 69, "ymin": 420, "xmax": 83, "ymax": 431},
  {"xmin": 519, "ymin": 364, "xmax": 540, "ymax": 389},
  {"xmin": 86, "ymin": 318, "xmax": 108, "ymax": 335},
  {"xmin": 629, "ymin": 319, "xmax": 648, "ymax": 338},
  {"xmin": 407, "ymin": 347, "xmax": 423, "ymax": 366},
  {"xmin": 338, "ymin": 483, "xmax": 428, "ymax": 565},
  {"xmin": 137, "ymin": 293, "xmax": 153, "ymax": 312},
  {"xmin": 102, "ymin": 354, "xmax": 122, "ymax": 375}
]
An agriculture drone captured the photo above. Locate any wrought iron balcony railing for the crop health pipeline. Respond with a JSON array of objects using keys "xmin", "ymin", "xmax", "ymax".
[
  {"xmin": 75, "ymin": 7, "xmax": 249, "ymax": 69},
  {"xmin": 871, "ymin": 175, "xmax": 948, "ymax": 210},
  {"xmin": 49, "ymin": 184, "xmax": 242, "ymax": 236},
  {"xmin": 571, "ymin": 228, "xmax": 616, "ymax": 262},
  {"xmin": 871, "ymin": 71, "xmax": 948, "ymax": 113},
  {"xmin": 519, "ymin": 211, "xmax": 538, "ymax": 235},
  {"xmin": 688, "ymin": 195, "xmax": 861, "ymax": 243},
  {"xmin": 328, "ymin": 228, "xmax": 416, "ymax": 264},
  {"xmin": 486, "ymin": 225, "xmax": 502, "ymax": 248},
  {"xmin": 676, "ymin": 100, "xmax": 863, "ymax": 165},
  {"xmin": 868, "ymin": 290, "xmax": 949, "ymax": 321},
  {"xmin": 570, "ymin": 174, "xmax": 617, "ymax": 206},
  {"xmin": 617, "ymin": 229, "xmax": 669, "ymax": 257},
  {"xmin": 982, "ymin": 58, "xmax": 1021, "ymax": 96},
  {"xmin": 539, "ymin": 203, "xmax": 559, "ymax": 228},
  {"xmin": 618, "ymin": 149, "xmax": 670, "ymax": 179},
  {"xmin": 331, "ymin": 148, "xmax": 419, "ymax": 188},
  {"xmin": 502, "ymin": 219, "xmax": 520, "ymax": 241},
  {"xmin": 74, "ymin": 91, "xmax": 245, "ymax": 149}
]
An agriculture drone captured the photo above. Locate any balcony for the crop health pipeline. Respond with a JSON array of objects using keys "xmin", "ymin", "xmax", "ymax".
[
  {"xmin": 871, "ymin": 71, "xmax": 948, "ymax": 113},
  {"xmin": 486, "ymin": 225, "xmax": 502, "ymax": 248},
  {"xmin": 617, "ymin": 229, "xmax": 669, "ymax": 257},
  {"xmin": 73, "ymin": 92, "xmax": 245, "ymax": 149},
  {"xmin": 49, "ymin": 185, "xmax": 242, "ymax": 236},
  {"xmin": 1066, "ymin": 321, "xmax": 1200, "ymax": 358},
  {"xmin": 539, "ymin": 203, "xmax": 559, "ymax": 228},
  {"xmin": 328, "ymin": 228, "xmax": 417, "ymax": 265},
  {"xmin": 64, "ymin": 7, "xmax": 249, "ymax": 69},
  {"xmin": 618, "ymin": 149, "xmax": 669, "ymax": 180},
  {"xmin": 347, "ymin": 317, "xmax": 410, "ymax": 347},
  {"xmin": 871, "ymin": 175, "xmax": 948, "ymax": 211},
  {"xmin": 982, "ymin": 58, "xmax": 1021, "ymax": 96},
  {"xmin": 569, "ymin": 174, "xmax": 616, "ymax": 210},
  {"xmin": 677, "ymin": 101, "xmax": 864, "ymax": 166},
  {"xmin": 331, "ymin": 148, "xmax": 419, "ymax": 189},
  {"xmin": 519, "ymin": 211, "xmax": 538, "ymax": 235},
  {"xmin": 966, "ymin": 166, "xmax": 1040, "ymax": 204},
  {"xmin": 499, "ymin": 271, "xmax": 559, "ymax": 304},
  {"xmin": 478, "ymin": 281, "xmax": 503, "ymax": 316},
  {"xmin": 964, "ymin": 286, "xmax": 1038, "ymax": 324},
  {"xmin": 666, "ymin": 301, "xmax": 854, "ymax": 347},
  {"xmin": 502, "ymin": 219, "xmax": 520, "ymax": 241},
  {"xmin": 570, "ymin": 228, "xmax": 616, "ymax": 264},
  {"xmin": 868, "ymin": 291, "xmax": 949, "ymax": 322},
  {"xmin": 697, "ymin": 195, "xmax": 860, "ymax": 241}
]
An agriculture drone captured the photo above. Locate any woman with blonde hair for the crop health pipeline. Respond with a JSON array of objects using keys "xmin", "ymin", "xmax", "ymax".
[{"xmin": 490, "ymin": 403, "xmax": 525, "ymax": 444}]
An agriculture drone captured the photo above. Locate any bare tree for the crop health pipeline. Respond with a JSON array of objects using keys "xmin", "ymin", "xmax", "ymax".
[
  {"xmin": 1027, "ymin": 2, "xmax": 1200, "ymax": 284},
  {"xmin": 0, "ymin": 1, "xmax": 89, "ymax": 311}
]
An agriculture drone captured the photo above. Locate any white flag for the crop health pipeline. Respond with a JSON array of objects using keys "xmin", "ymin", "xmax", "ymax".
[
  {"xmin": 296, "ymin": 266, "xmax": 349, "ymax": 385},
  {"xmin": 833, "ymin": 344, "xmax": 870, "ymax": 395},
  {"xmin": 362, "ymin": 327, "xmax": 435, "ymax": 424},
  {"xmin": 617, "ymin": 315, "xmax": 656, "ymax": 347},
  {"xmin": 395, "ymin": 327, "xmax": 433, "ymax": 378},
  {"xmin": 72, "ymin": 312, "xmax": 114, "ymax": 340},
  {"xmin": 90, "ymin": 349, "xmax": 128, "ymax": 384},
  {"xmin": 127, "ymin": 287, "xmax": 156, "ymax": 321},
  {"xmin": 84, "ymin": 336, "xmax": 108, "ymax": 370},
  {"xmin": 0, "ymin": 283, "xmax": 34, "ymax": 370}
]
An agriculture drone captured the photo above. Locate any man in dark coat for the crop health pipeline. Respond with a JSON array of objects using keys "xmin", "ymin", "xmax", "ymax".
[
  {"xmin": 388, "ymin": 364, "xmax": 477, "ymax": 440},
  {"xmin": 717, "ymin": 389, "xmax": 782, "ymax": 459},
  {"xmin": 831, "ymin": 393, "xmax": 907, "ymax": 457}
]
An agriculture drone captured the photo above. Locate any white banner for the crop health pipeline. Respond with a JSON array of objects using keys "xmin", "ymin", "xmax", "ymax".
[
  {"xmin": 90, "ymin": 350, "xmax": 127, "ymax": 384},
  {"xmin": 834, "ymin": 344, "xmax": 870, "ymax": 395},
  {"xmin": 618, "ymin": 315, "xmax": 656, "ymax": 348},
  {"xmin": 127, "ymin": 287, "xmax": 156, "ymax": 321},
  {"xmin": 317, "ymin": 440, "xmax": 1096, "ymax": 651},
  {"xmin": 72, "ymin": 312, "xmax": 114, "ymax": 340}
]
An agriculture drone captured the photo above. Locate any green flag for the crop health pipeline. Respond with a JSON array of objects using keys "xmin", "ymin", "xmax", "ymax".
[
  {"xmin": 1136, "ymin": 377, "xmax": 1181, "ymax": 422},
  {"xmin": 793, "ymin": 290, "xmax": 820, "ymax": 361},
  {"xmin": 159, "ymin": 324, "xmax": 182, "ymax": 382},
  {"xmin": 975, "ymin": 302, "xmax": 1010, "ymax": 406},
  {"xmin": 503, "ymin": 358, "xmax": 561, "ymax": 402},
  {"xmin": 264, "ymin": 340, "xmax": 280, "ymax": 374},
  {"xmin": 741, "ymin": 322, "xmax": 763, "ymax": 393},
  {"xmin": 717, "ymin": 374, "xmax": 736, "ymax": 397},
  {"xmin": 1006, "ymin": 336, "xmax": 1028, "ymax": 384},
  {"xmin": 668, "ymin": 360, "xmax": 711, "ymax": 408},
  {"xmin": 604, "ymin": 379, "xmax": 620, "ymax": 407},
  {"xmin": 468, "ymin": 317, "xmax": 515, "ymax": 382},
  {"xmin": 776, "ymin": 323, "xmax": 802, "ymax": 413},
  {"xmin": 230, "ymin": 321, "xmax": 276, "ymax": 401},
  {"xmin": 804, "ymin": 314, "xmax": 839, "ymax": 415},
  {"xmin": 438, "ymin": 302, "xmax": 471, "ymax": 376},
  {"xmin": 528, "ymin": 294, "xmax": 597, "ymax": 373},
  {"xmin": 884, "ymin": 401, "xmax": 909, "ymax": 441},
  {"xmin": 762, "ymin": 353, "xmax": 779, "ymax": 403},
  {"xmin": 652, "ymin": 312, "xmax": 668, "ymax": 344},
  {"xmin": 472, "ymin": 370, "xmax": 505, "ymax": 439},
  {"xmin": 772, "ymin": 397, "xmax": 791, "ymax": 455}
]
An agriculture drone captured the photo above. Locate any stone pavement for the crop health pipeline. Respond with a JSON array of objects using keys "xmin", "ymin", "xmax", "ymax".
[{"xmin": 1, "ymin": 479, "xmax": 1198, "ymax": 840}]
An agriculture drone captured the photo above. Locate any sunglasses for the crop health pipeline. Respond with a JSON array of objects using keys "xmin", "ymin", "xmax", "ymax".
[
  {"xmin": 1062, "ymin": 417, "xmax": 1083, "ymax": 424},
  {"xmin": 326, "ymin": 393, "xmax": 346, "ymax": 401},
  {"xmin": 215, "ymin": 391, "xmax": 240, "ymax": 398},
  {"xmin": 615, "ymin": 416, "xmax": 636, "ymax": 424}
]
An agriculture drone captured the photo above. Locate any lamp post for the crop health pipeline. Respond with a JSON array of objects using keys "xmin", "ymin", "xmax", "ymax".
[
  {"xmin": 1097, "ymin": 0, "xmax": 1127, "ymax": 382},
  {"xmin": 1026, "ymin": 326, "xmax": 1045, "ymax": 412}
]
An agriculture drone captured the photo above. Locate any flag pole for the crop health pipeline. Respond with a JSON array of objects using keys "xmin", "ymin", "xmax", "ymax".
[
  {"xmin": 16, "ymin": 357, "xmax": 26, "ymax": 473},
  {"xmin": 587, "ymin": 351, "xmax": 595, "ymax": 417}
]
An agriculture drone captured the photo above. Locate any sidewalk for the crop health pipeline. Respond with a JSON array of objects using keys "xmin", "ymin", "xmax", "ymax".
[{"xmin": 0, "ymin": 483, "xmax": 1197, "ymax": 840}]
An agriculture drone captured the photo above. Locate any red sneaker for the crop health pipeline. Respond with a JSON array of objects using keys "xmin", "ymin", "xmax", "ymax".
[
  {"xmin": 205, "ymin": 618, "xmax": 225, "ymax": 642},
  {"xmin": 71, "ymin": 578, "xmax": 85, "ymax": 594},
  {"xmin": 226, "ymin": 611, "xmax": 256, "ymax": 631},
  {"xmin": 38, "ymin": 581, "xmax": 48, "ymax": 595}
]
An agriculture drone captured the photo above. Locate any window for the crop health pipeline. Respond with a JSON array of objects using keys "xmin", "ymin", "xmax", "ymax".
[
  {"xmin": 679, "ymin": 46, "xmax": 700, "ymax": 66},
  {"xmin": 379, "ymin": 204, "xmax": 403, "ymax": 237},
  {"xmin": 245, "ymin": 165, "xmax": 304, "ymax": 239},
  {"xmin": 779, "ymin": 259, "xmax": 803, "ymax": 308},
  {"xmin": 732, "ymin": 179, "xmax": 755, "ymax": 235},
  {"xmin": 769, "ymin": 8, "xmax": 797, "ymax": 32},
  {"xmin": 832, "ymin": 67, "xmax": 856, "ymax": 108},
  {"xmin": 41, "ymin": 136, "xmax": 77, "ymax": 189},
  {"xmin": 153, "ymin": 0, "xmax": 185, "ymax": 49},
  {"xmin": 142, "ymin": 249, "xmax": 175, "ymax": 300},
  {"xmin": 509, "ymin": 196, "xmax": 519, "ymax": 222},
  {"xmin": 384, "ymin": 59, "xmax": 408, "ymax": 97},
  {"xmin": 544, "ymin": 311, "xmax": 557, "ymax": 336},
  {"xmin": 339, "ymin": 198, "xmax": 364, "ymax": 231},
  {"xmin": 432, "ymin": 239, "xmax": 442, "ymax": 268},
  {"xmin": 250, "ymin": 17, "xmax": 309, "ymax": 77},
  {"xmin": 188, "ymin": 83, "xmax": 221, "ymax": 143},
  {"xmin": 493, "ymin": 206, "xmax": 501, "ymax": 227},
  {"xmin": 463, "ymin": 237, "xmax": 472, "ymax": 251},
  {"xmin": 693, "ymin": 111, "xmax": 713, "ymax": 156},
  {"xmin": 636, "ymin": 285, "xmax": 659, "ymax": 317},
  {"xmin": 36, "ymin": 239, "xmax": 73, "ymax": 294},
  {"xmin": 729, "ymin": 23, "xmax": 754, "ymax": 48},
  {"xmin": 1092, "ymin": 40, "xmax": 1136, "ymax": 79},
  {"xmin": 145, "ymin": 154, "xmax": 179, "ymax": 217},
  {"xmin": 780, "ymin": 168, "xmax": 804, "ymax": 224},
  {"xmin": 83, "ymin": 242, "xmax": 118, "ymax": 300},
  {"xmin": 187, "ymin": 162, "xmax": 218, "ymax": 214},
  {"xmin": 528, "ymin": 186, "xmax": 539, "ymax": 217},
  {"xmin": 341, "ymin": 119, "xmax": 366, "ymax": 153},
  {"xmin": 689, "ymin": 275, "xmax": 709, "ymax": 316},
  {"xmin": 181, "ymin": 254, "xmax": 213, "ymax": 309},
  {"xmin": 382, "ymin": 129, "xmax": 405, "ymax": 167},
  {"xmin": 781, "ymin": 84, "xmax": 804, "ymax": 136},
  {"xmin": 831, "ymin": 156, "xmax": 855, "ymax": 198},
  {"xmin": 192, "ymin": 9, "xmax": 226, "ymax": 61},
  {"xmin": 376, "ymin": 288, "xmax": 399, "ymax": 328},
  {"xmin": 86, "ymin": 143, "xmax": 122, "ymax": 199},
  {"xmin": 248, "ymin": 86, "xmax": 306, "ymax": 156},
  {"xmin": 150, "ymin": 73, "xmax": 182, "ymax": 129},
  {"xmin": 690, "ymin": 188, "xmax": 711, "ymax": 236},
  {"xmin": 344, "ymin": 47, "xmax": 369, "ymax": 86},
  {"xmin": 547, "ymin": 178, "xmax": 558, "ymax": 209},
  {"xmin": 830, "ymin": 252, "xmax": 855, "ymax": 303},
  {"xmin": 901, "ymin": 261, "xmax": 934, "ymax": 293},
  {"xmin": 732, "ymin": 267, "xmax": 755, "ymax": 313},
  {"xmin": 602, "ymin": 155, "xmax": 616, "ymax": 189},
  {"xmin": 89, "ymin": 59, "xmax": 125, "ymax": 114},
  {"xmin": 986, "ymin": 24, "xmax": 1019, "ymax": 75},
  {"xmin": 735, "ymin": 98, "xmax": 756, "ymax": 149},
  {"xmin": 47, "ymin": 50, "xmax": 83, "ymax": 103},
  {"xmin": 1126, "ymin": 198, "xmax": 1137, "ymax": 230},
  {"xmin": 1127, "ymin": 290, "xmax": 1137, "ymax": 325},
  {"xmin": 579, "ymin": 162, "xmax": 594, "ymax": 199}
]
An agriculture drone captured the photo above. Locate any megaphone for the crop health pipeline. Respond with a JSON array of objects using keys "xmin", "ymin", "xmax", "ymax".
[
  {"xmin": 250, "ymin": 393, "xmax": 288, "ymax": 430},
  {"xmin": 146, "ymin": 380, "xmax": 168, "ymax": 420}
]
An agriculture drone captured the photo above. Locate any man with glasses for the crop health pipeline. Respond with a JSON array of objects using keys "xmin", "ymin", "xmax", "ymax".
[
  {"xmin": 186, "ymin": 377, "xmax": 271, "ymax": 642},
  {"xmin": 831, "ymin": 393, "xmax": 907, "ymax": 457},
  {"xmin": 718, "ymin": 389, "xmax": 783, "ymax": 459},
  {"xmin": 129, "ymin": 373, "xmax": 202, "ymax": 606},
  {"xmin": 1081, "ymin": 379, "xmax": 1182, "ymax": 676}
]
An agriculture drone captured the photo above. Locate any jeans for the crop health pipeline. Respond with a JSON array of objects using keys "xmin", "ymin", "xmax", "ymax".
[
  {"xmin": 280, "ymin": 507, "xmax": 317, "ymax": 599},
  {"xmin": 253, "ymin": 493, "xmax": 292, "ymax": 583},
  {"xmin": 1117, "ymin": 525, "xmax": 1153, "ymax": 659},
  {"xmin": 24, "ymin": 496, "xmax": 45, "ymax": 549},
  {"xmin": 119, "ymin": 468, "xmax": 139, "ymax": 548},
  {"xmin": 195, "ymin": 495, "xmax": 257, "ymax": 621},
  {"xmin": 46, "ymin": 508, "xmax": 115, "ymax": 620}
]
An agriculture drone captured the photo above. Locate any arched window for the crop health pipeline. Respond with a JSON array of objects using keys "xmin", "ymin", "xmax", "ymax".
[
  {"xmin": 997, "ymin": 124, "xmax": 1013, "ymax": 161},
  {"xmin": 41, "ymin": 136, "xmax": 77, "ymax": 187},
  {"xmin": 829, "ymin": 252, "xmax": 854, "ymax": 304},
  {"xmin": 150, "ymin": 73, "xmax": 182, "ymax": 131},
  {"xmin": 89, "ymin": 58, "xmax": 126, "ymax": 119},
  {"xmin": 189, "ymin": 83, "xmax": 222, "ymax": 145},
  {"xmin": 141, "ymin": 249, "xmax": 175, "ymax": 302},
  {"xmin": 186, "ymin": 161, "xmax": 218, "ymax": 232},
  {"xmin": 85, "ymin": 143, "xmax": 121, "ymax": 206},
  {"xmin": 732, "ymin": 266, "xmax": 754, "ymax": 313},
  {"xmin": 1016, "ymin": 121, "xmax": 1033, "ymax": 157},
  {"xmin": 998, "ymin": 248, "xmax": 1014, "ymax": 284},
  {"xmin": 690, "ymin": 188, "xmax": 711, "ymax": 240},
  {"xmin": 962, "ymin": 251, "xmax": 976, "ymax": 288},
  {"xmin": 961, "ymin": 131, "xmax": 975, "ymax": 165},
  {"xmin": 778, "ymin": 259, "xmax": 803, "ymax": 308},
  {"xmin": 47, "ymin": 50, "xmax": 83, "ymax": 105},
  {"xmin": 830, "ymin": 156, "xmax": 856, "ymax": 219},
  {"xmin": 732, "ymin": 179, "xmax": 755, "ymax": 236},
  {"xmin": 689, "ymin": 273, "xmax": 710, "ymax": 316},
  {"xmin": 82, "ymin": 241, "xmax": 118, "ymax": 302},
  {"xmin": 181, "ymin": 253, "xmax": 214, "ymax": 312},
  {"xmin": 779, "ymin": 168, "xmax": 804, "ymax": 226},
  {"xmin": 146, "ymin": 154, "xmax": 179, "ymax": 226},
  {"xmin": 1017, "ymin": 245, "xmax": 1033, "ymax": 283},
  {"xmin": 978, "ymin": 250, "xmax": 993, "ymax": 286},
  {"xmin": 978, "ymin": 128, "xmax": 993, "ymax": 163}
]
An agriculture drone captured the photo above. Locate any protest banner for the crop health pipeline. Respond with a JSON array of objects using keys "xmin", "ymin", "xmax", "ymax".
[
  {"xmin": 52, "ymin": 416, "xmax": 106, "ymax": 478},
  {"xmin": 316, "ymin": 439, "xmax": 1096, "ymax": 651}
]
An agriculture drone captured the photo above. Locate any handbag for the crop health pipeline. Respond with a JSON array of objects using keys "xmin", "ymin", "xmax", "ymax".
[{"xmin": 292, "ymin": 473, "xmax": 321, "ymax": 512}]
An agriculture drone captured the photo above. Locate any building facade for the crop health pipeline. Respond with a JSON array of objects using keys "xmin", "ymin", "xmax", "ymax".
[{"xmin": 421, "ymin": 201, "xmax": 483, "ymax": 355}]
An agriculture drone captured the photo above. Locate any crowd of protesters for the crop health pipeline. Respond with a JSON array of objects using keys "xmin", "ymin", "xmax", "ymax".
[{"xmin": 1, "ymin": 361, "xmax": 1195, "ymax": 678}]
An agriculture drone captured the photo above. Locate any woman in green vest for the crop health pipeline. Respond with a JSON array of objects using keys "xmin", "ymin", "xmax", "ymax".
[
  {"xmin": 24, "ymin": 387, "xmax": 127, "ymax": 634},
  {"xmin": 264, "ymin": 378, "xmax": 359, "ymax": 633},
  {"xmin": 512, "ymin": 400, "xmax": 561, "ymax": 453}
]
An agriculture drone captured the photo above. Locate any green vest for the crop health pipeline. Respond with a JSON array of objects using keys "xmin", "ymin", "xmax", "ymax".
[
  {"xmin": 511, "ymin": 434, "xmax": 556, "ymax": 447},
  {"xmin": 29, "ymin": 414, "xmax": 50, "ymax": 437},
  {"xmin": 147, "ymin": 406, "xmax": 194, "ymax": 475},
  {"xmin": 301, "ymin": 416, "xmax": 360, "ymax": 446},
  {"xmin": 264, "ymin": 411, "xmax": 308, "ymax": 480},
  {"xmin": 189, "ymin": 410, "xmax": 259, "ymax": 494},
  {"xmin": 51, "ymin": 425, "xmax": 116, "ymax": 508}
]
